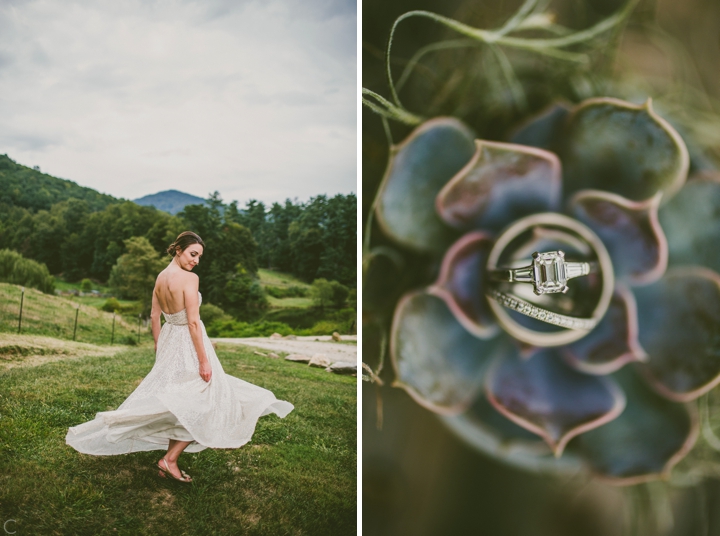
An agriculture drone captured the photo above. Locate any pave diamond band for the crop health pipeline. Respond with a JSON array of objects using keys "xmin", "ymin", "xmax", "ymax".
[
  {"xmin": 488, "ymin": 289, "xmax": 597, "ymax": 331},
  {"xmin": 489, "ymin": 250, "xmax": 596, "ymax": 295}
]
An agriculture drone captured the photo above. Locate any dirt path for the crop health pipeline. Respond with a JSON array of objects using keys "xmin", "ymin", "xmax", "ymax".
[{"xmin": 211, "ymin": 336, "xmax": 357, "ymax": 364}]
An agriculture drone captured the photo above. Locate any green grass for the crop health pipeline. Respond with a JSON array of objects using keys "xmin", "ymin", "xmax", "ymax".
[
  {"xmin": 0, "ymin": 283, "xmax": 150, "ymax": 345},
  {"xmin": 0, "ymin": 342, "xmax": 356, "ymax": 535},
  {"xmin": 257, "ymin": 269, "xmax": 311, "ymax": 290},
  {"xmin": 266, "ymin": 296, "xmax": 314, "ymax": 308}
]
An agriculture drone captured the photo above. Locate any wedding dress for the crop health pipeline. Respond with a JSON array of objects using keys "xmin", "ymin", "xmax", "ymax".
[{"xmin": 66, "ymin": 292, "xmax": 293, "ymax": 454}]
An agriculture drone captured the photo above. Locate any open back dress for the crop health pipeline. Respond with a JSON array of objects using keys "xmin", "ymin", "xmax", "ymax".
[{"xmin": 66, "ymin": 292, "xmax": 293, "ymax": 454}]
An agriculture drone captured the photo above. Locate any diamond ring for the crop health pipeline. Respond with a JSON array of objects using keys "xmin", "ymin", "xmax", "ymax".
[
  {"xmin": 488, "ymin": 250, "xmax": 597, "ymax": 295},
  {"xmin": 487, "ymin": 290, "xmax": 597, "ymax": 330}
]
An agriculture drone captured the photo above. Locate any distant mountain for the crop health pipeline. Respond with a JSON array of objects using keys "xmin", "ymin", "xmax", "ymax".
[
  {"xmin": 133, "ymin": 189, "xmax": 208, "ymax": 214},
  {"xmin": 0, "ymin": 154, "xmax": 119, "ymax": 212}
]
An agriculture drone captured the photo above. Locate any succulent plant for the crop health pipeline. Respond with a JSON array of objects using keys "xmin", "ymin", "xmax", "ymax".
[{"xmin": 363, "ymin": 93, "xmax": 720, "ymax": 485}]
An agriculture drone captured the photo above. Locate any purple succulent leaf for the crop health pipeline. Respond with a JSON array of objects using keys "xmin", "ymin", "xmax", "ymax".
[
  {"xmin": 569, "ymin": 190, "xmax": 667, "ymax": 284},
  {"xmin": 633, "ymin": 268, "xmax": 720, "ymax": 402},
  {"xmin": 441, "ymin": 393, "xmax": 564, "ymax": 467},
  {"xmin": 659, "ymin": 173, "xmax": 720, "ymax": 274},
  {"xmin": 430, "ymin": 231, "xmax": 498, "ymax": 339},
  {"xmin": 559, "ymin": 98, "xmax": 689, "ymax": 203},
  {"xmin": 390, "ymin": 290, "xmax": 501, "ymax": 414},
  {"xmin": 572, "ymin": 366, "xmax": 698, "ymax": 485},
  {"xmin": 563, "ymin": 285, "xmax": 647, "ymax": 375},
  {"xmin": 436, "ymin": 140, "xmax": 562, "ymax": 233},
  {"xmin": 509, "ymin": 102, "xmax": 571, "ymax": 152},
  {"xmin": 375, "ymin": 118, "xmax": 476, "ymax": 253},
  {"xmin": 485, "ymin": 347, "xmax": 626, "ymax": 456}
]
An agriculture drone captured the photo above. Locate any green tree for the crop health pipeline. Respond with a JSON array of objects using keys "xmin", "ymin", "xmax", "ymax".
[
  {"xmin": 309, "ymin": 278, "xmax": 334, "ymax": 309},
  {"xmin": 108, "ymin": 237, "xmax": 166, "ymax": 315},
  {"xmin": 0, "ymin": 249, "xmax": 55, "ymax": 293},
  {"xmin": 219, "ymin": 263, "xmax": 268, "ymax": 320},
  {"xmin": 329, "ymin": 280, "xmax": 349, "ymax": 308}
]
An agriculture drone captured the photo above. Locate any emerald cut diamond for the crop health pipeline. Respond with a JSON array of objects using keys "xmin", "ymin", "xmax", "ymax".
[{"xmin": 531, "ymin": 251, "xmax": 568, "ymax": 295}]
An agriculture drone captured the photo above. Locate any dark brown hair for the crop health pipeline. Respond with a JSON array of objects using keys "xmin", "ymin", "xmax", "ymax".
[{"xmin": 167, "ymin": 231, "xmax": 205, "ymax": 257}]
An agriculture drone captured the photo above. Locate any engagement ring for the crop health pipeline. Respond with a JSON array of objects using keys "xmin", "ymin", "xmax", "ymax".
[{"xmin": 489, "ymin": 250, "xmax": 596, "ymax": 295}]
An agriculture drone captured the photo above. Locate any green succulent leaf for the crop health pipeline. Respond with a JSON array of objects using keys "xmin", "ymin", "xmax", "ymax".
[
  {"xmin": 560, "ymin": 98, "xmax": 689, "ymax": 202},
  {"xmin": 573, "ymin": 366, "xmax": 698, "ymax": 485},
  {"xmin": 510, "ymin": 103, "xmax": 570, "ymax": 151},
  {"xmin": 436, "ymin": 140, "xmax": 562, "ymax": 233},
  {"xmin": 390, "ymin": 290, "xmax": 499, "ymax": 413},
  {"xmin": 485, "ymin": 347, "xmax": 626, "ymax": 456},
  {"xmin": 375, "ymin": 118, "xmax": 476, "ymax": 253},
  {"xmin": 659, "ymin": 174, "xmax": 720, "ymax": 274},
  {"xmin": 431, "ymin": 231, "xmax": 498, "ymax": 339},
  {"xmin": 634, "ymin": 268, "xmax": 720, "ymax": 402},
  {"xmin": 570, "ymin": 189, "xmax": 667, "ymax": 284}
]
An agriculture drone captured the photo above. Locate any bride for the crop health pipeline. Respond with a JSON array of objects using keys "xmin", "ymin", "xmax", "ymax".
[{"xmin": 66, "ymin": 231, "xmax": 294, "ymax": 482}]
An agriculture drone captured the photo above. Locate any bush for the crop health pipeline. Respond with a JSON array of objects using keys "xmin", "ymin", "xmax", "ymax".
[
  {"xmin": 81, "ymin": 278, "xmax": 93, "ymax": 292},
  {"xmin": 102, "ymin": 297, "xmax": 121, "ymax": 313},
  {"xmin": 265, "ymin": 285, "xmax": 308, "ymax": 299},
  {"xmin": 0, "ymin": 249, "xmax": 55, "ymax": 294},
  {"xmin": 205, "ymin": 319, "xmax": 294, "ymax": 338},
  {"xmin": 200, "ymin": 303, "xmax": 230, "ymax": 325}
]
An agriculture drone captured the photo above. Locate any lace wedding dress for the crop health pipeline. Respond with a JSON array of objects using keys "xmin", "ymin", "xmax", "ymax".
[{"xmin": 66, "ymin": 292, "xmax": 293, "ymax": 454}]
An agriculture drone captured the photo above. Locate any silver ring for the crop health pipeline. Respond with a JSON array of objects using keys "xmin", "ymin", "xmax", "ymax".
[
  {"xmin": 487, "ymin": 289, "xmax": 597, "ymax": 330},
  {"xmin": 488, "ymin": 250, "xmax": 597, "ymax": 295}
]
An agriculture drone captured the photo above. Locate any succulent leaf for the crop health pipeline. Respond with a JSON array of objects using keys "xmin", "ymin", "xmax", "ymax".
[
  {"xmin": 436, "ymin": 140, "xmax": 562, "ymax": 232},
  {"xmin": 559, "ymin": 98, "xmax": 689, "ymax": 202},
  {"xmin": 634, "ymin": 268, "xmax": 720, "ymax": 401},
  {"xmin": 564, "ymin": 285, "xmax": 646, "ymax": 375},
  {"xmin": 375, "ymin": 118, "xmax": 476, "ymax": 253},
  {"xmin": 510, "ymin": 103, "xmax": 571, "ymax": 151},
  {"xmin": 431, "ymin": 231, "xmax": 498, "ymax": 339},
  {"xmin": 573, "ymin": 367, "xmax": 698, "ymax": 485},
  {"xmin": 570, "ymin": 190, "xmax": 667, "ymax": 284},
  {"xmin": 390, "ymin": 290, "xmax": 499, "ymax": 413},
  {"xmin": 485, "ymin": 347, "xmax": 626, "ymax": 456},
  {"xmin": 659, "ymin": 174, "xmax": 720, "ymax": 274}
]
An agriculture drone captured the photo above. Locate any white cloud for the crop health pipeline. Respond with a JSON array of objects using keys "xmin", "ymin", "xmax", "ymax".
[{"xmin": 0, "ymin": 0, "xmax": 356, "ymax": 205}]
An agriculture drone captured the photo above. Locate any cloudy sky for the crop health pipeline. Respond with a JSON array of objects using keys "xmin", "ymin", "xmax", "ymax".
[{"xmin": 0, "ymin": 0, "xmax": 356, "ymax": 205}]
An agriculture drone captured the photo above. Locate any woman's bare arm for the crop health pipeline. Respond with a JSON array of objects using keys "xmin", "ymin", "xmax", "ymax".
[
  {"xmin": 150, "ymin": 282, "xmax": 162, "ymax": 352},
  {"xmin": 185, "ymin": 274, "xmax": 212, "ymax": 382}
]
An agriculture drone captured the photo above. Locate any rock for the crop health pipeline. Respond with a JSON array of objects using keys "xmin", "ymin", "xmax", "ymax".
[
  {"xmin": 285, "ymin": 354, "xmax": 311, "ymax": 363},
  {"xmin": 269, "ymin": 333, "xmax": 283, "ymax": 340},
  {"xmin": 268, "ymin": 352, "xmax": 280, "ymax": 359},
  {"xmin": 308, "ymin": 354, "xmax": 332, "ymax": 368},
  {"xmin": 283, "ymin": 334, "xmax": 297, "ymax": 340},
  {"xmin": 325, "ymin": 362, "xmax": 357, "ymax": 375},
  {"xmin": 253, "ymin": 351, "xmax": 268, "ymax": 357},
  {"xmin": 331, "ymin": 332, "xmax": 342, "ymax": 342}
]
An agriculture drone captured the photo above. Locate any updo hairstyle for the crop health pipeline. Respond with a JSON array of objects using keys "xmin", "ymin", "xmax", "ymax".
[{"xmin": 167, "ymin": 231, "xmax": 205, "ymax": 257}]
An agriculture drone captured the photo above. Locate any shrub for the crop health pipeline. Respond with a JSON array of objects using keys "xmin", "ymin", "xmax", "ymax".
[
  {"xmin": 205, "ymin": 319, "xmax": 294, "ymax": 338},
  {"xmin": 200, "ymin": 303, "xmax": 229, "ymax": 325},
  {"xmin": 265, "ymin": 285, "xmax": 309, "ymax": 299},
  {"xmin": 81, "ymin": 278, "xmax": 93, "ymax": 292},
  {"xmin": 0, "ymin": 249, "xmax": 55, "ymax": 294},
  {"xmin": 102, "ymin": 297, "xmax": 121, "ymax": 313}
]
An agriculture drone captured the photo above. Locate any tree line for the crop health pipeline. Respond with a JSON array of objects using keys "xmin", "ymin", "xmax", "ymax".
[{"xmin": 0, "ymin": 155, "xmax": 356, "ymax": 318}]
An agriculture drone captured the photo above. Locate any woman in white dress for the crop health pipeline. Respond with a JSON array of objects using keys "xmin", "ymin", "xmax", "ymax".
[{"xmin": 66, "ymin": 231, "xmax": 294, "ymax": 483}]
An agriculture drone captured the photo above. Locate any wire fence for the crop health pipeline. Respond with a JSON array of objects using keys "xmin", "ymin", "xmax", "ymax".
[{"xmin": 0, "ymin": 284, "xmax": 153, "ymax": 346}]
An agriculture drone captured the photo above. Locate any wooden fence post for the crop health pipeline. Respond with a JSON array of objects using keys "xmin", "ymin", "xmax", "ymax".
[{"xmin": 17, "ymin": 286, "xmax": 24, "ymax": 334}]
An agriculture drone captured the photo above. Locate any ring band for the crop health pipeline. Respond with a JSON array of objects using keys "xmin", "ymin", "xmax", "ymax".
[
  {"xmin": 488, "ymin": 250, "xmax": 597, "ymax": 295},
  {"xmin": 488, "ymin": 290, "xmax": 597, "ymax": 331}
]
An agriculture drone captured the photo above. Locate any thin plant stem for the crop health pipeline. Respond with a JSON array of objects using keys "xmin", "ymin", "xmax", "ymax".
[{"xmin": 385, "ymin": 0, "xmax": 639, "ymax": 109}]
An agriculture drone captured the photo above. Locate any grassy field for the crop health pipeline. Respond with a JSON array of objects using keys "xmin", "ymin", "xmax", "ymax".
[
  {"xmin": 0, "ymin": 283, "xmax": 147, "ymax": 345},
  {"xmin": 258, "ymin": 269, "xmax": 314, "ymax": 309},
  {"xmin": 0, "ymin": 338, "xmax": 356, "ymax": 535}
]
